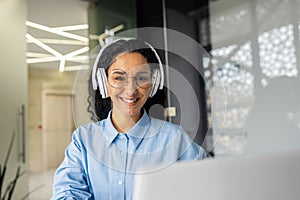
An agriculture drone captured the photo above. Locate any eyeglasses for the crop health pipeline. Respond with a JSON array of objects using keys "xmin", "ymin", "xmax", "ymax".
[{"xmin": 108, "ymin": 69, "xmax": 153, "ymax": 89}]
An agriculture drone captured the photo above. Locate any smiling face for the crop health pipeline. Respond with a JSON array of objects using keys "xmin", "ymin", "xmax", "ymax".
[{"xmin": 107, "ymin": 52, "xmax": 151, "ymax": 120}]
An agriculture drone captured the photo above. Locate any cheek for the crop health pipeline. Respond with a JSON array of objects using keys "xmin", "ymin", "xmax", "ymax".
[
  {"xmin": 107, "ymin": 86, "xmax": 113, "ymax": 97},
  {"xmin": 108, "ymin": 86, "xmax": 120, "ymax": 97},
  {"xmin": 143, "ymin": 87, "xmax": 151, "ymax": 96},
  {"xmin": 140, "ymin": 89, "xmax": 151, "ymax": 100}
]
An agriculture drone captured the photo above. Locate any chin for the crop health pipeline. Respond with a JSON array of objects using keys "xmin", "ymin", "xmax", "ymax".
[{"xmin": 125, "ymin": 107, "xmax": 142, "ymax": 118}]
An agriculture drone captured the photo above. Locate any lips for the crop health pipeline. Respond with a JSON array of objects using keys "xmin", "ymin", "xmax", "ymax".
[{"xmin": 120, "ymin": 97, "xmax": 139, "ymax": 104}]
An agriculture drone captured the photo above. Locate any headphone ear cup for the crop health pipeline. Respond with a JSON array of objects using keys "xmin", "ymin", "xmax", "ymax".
[
  {"xmin": 100, "ymin": 68, "xmax": 109, "ymax": 98},
  {"xmin": 149, "ymin": 69, "xmax": 161, "ymax": 97},
  {"xmin": 96, "ymin": 68, "xmax": 109, "ymax": 98}
]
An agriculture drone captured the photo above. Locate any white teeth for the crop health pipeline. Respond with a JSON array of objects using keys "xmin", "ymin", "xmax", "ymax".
[{"xmin": 121, "ymin": 98, "xmax": 137, "ymax": 103}]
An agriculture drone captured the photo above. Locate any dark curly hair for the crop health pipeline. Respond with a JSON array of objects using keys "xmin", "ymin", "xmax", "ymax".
[{"xmin": 87, "ymin": 39, "xmax": 161, "ymax": 121}]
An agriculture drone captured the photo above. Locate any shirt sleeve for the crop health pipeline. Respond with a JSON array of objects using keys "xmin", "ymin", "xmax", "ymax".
[
  {"xmin": 177, "ymin": 129, "xmax": 207, "ymax": 161},
  {"xmin": 51, "ymin": 129, "xmax": 93, "ymax": 200}
]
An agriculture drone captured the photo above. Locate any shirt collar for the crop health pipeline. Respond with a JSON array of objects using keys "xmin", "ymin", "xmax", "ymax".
[
  {"xmin": 103, "ymin": 111, "xmax": 119, "ymax": 146},
  {"xmin": 103, "ymin": 110, "xmax": 151, "ymax": 149}
]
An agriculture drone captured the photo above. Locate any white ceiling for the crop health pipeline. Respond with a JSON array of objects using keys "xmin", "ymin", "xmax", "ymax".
[{"xmin": 27, "ymin": 0, "xmax": 90, "ymax": 71}]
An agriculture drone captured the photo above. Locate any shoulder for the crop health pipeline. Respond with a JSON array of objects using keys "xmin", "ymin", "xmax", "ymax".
[
  {"xmin": 75, "ymin": 120, "xmax": 105, "ymax": 132},
  {"xmin": 149, "ymin": 118, "xmax": 206, "ymax": 160},
  {"xmin": 149, "ymin": 117, "xmax": 182, "ymax": 134},
  {"xmin": 148, "ymin": 117, "xmax": 191, "ymax": 145},
  {"xmin": 71, "ymin": 120, "xmax": 106, "ymax": 146}
]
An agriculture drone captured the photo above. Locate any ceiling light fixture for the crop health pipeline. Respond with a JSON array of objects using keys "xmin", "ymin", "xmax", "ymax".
[
  {"xmin": 90, "ymin": 24, "xmax": 124, "ymax": 47},
  {"xmin": 26, "ymin": 21, "xmax": 89, "ymax": 42},
  {"xmin": 26, "ymin": 33, "xmax": 63, "ymax": 58},
  {"xmin": 26, "ymin": 21, "xmax": 89, "ymax": 72}
]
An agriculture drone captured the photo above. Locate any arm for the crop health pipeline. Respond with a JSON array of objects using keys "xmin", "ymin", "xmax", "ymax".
[
  {"xmin": 179, "ymin": 141, "xmax": 207, "ymax": 160},
  {"xmin": 52, "ymin": 130, "xmax": 93, "ymax": 200},
  {"xmin": 177, "ymin": 127, "xmax": 207, "ymax": 161}
]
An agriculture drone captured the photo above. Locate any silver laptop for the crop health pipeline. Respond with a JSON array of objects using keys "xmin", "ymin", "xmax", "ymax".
[{"xmin": 133, "ymin": 150, "xmax": 300, "ymax": 200}]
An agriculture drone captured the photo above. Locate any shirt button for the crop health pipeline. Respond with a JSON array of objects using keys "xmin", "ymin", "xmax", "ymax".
[{"xmin": 118, "ymin": 180, "xmax": 123, "ymax": 185}]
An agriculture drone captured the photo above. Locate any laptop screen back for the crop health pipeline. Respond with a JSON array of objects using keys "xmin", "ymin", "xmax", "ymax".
[{"xmin": 133, "ymin": 150, "xmax": 300, "ymax": 200}]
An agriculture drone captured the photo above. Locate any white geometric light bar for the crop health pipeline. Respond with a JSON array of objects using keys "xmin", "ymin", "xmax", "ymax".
[
  {"xmin": 64, "ymin": 47, "xmax": 89, "ymax": 59},
  {"xmin": 59, "ymin": 59, "xmax": 66, "ymax": 72},
  {"xmin": 26, "ymin": 21, "xmax": 89, "ymax": 72},
  {"xmin": 26, "ymin": 21, "xmax": 89, "ymax": 42},
  {"xmin": 26, "ymin": 52, "xmax": 53, "ymax": 58},
  {"xmin": 89, "ymin": 24, "xmax": 124, "ymax": 47},
  {"xmin": 27, "ymin": 38, "xmax": 87, "ymax": 45},
  {"xmin": 26, "ymin": 33, "xmax": 63, "ymax": 58},
  {"xmin": 64, "ymin": 65, "xmax": 90, "ymax": 71},
  {"xmin": 26, "ymin": 55, "xmax": 89, "ymax": 64},
  {"xmin": 53, "ymin": 24, "xmax": 89, "ymax": 31}
]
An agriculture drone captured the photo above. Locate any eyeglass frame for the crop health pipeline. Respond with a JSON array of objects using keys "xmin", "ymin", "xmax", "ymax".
[{"xmin": 107, "ymin": 69, "xmax": 154, "ymax": 89}]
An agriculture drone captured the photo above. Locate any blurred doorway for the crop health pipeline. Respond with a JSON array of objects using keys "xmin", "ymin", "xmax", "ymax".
[
  {"xmin": 28, "ymin": 91, "xmax": 75, "ymax": 200},
  {"xmin": 42, "ymin": 91, "xmax": 75, "ymax": 170}
]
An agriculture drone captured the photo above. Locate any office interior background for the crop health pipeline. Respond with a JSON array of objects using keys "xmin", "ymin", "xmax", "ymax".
[{"xmin": 1, "ymin": 0, "xmax": 300, "ymax": 199}]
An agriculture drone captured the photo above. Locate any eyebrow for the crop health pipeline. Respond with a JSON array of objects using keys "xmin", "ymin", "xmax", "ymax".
[
  {"xmin": 111, "ymin": 70, "xmax": 126, "ymax": 75},
  {"xmin": 138, "ymin": 70, "xmax": 151, "ymax": 75},
  {"xmin": 111, "ymin": 69, "xmax": 151, "ymax": 75}
]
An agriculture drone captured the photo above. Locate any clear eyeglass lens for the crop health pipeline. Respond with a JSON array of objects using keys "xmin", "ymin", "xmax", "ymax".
[{"xmin": 108, "ymin": 70, "xmax": 152, "ymax": 89}]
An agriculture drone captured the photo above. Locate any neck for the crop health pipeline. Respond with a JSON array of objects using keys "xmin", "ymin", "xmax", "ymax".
[{"xmin": 111, "ymin": 111, "xmax": 142, "ymax": 133}]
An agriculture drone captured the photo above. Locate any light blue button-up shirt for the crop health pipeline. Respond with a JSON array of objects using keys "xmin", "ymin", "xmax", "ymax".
[{"xmin": 52, "ymin": 111, "xmax": 206, "ymax": 200}]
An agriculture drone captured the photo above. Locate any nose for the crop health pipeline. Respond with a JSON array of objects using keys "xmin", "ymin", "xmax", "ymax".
[{"xmin": 124, "ymin": 77, "xmax": 138, "ymax": 95}]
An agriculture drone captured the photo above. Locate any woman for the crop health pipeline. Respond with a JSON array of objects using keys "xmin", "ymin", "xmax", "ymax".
[{"xmin": 52, "ymin": 38, "xmax": 206, "ymax": 200}]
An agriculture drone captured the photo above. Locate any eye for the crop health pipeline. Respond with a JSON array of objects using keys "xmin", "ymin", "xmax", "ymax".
[
  {"xmin": 136, "ymin": 71, "xmax": 151, "ymax": 82},
  {"xmin": 110, "ymin": 70, "xmax": 127, "ymax": 82},
  {"xmin": 137, "ymin": 76, "xmax": 150, "ymax": 81},
  {"xmin": 113, "ymin": 75, "xmax": 126, "ymax": 82}
]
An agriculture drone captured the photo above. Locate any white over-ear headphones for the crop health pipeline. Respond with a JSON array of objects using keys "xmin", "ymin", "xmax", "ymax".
[{"xmin": 91, "ymin": 38, "xmax": 164, "ymax": 98}]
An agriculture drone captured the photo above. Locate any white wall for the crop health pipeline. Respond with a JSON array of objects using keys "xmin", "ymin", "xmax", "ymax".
[
  {"xmin": 209, "ymin": 0, "xmax": 300, "ymax": 156},
  {"xmin": 0, "ymin": 0, "xmax": 28, "ymax": 198}
]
